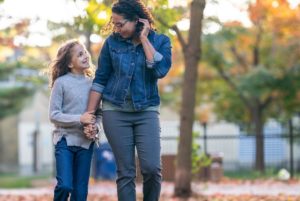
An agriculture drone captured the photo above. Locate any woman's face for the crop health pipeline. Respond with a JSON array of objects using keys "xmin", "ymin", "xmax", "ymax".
[{"xmin": 112, "ymin": 13, "xmax": 136, "ymax": 39}]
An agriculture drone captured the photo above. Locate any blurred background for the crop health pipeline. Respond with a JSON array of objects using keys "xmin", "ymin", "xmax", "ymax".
[{"xmin": 1, "ymin": 0, "xmax": 300, "ymax": 191}]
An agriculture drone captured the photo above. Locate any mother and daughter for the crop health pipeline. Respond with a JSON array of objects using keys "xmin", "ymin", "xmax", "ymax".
[{"xmin": 48, "ymin": 0, "xmax": 172, "ymax": 200}]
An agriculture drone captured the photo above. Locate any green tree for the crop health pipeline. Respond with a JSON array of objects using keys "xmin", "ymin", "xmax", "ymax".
[
  {"xmin": 0, "ymin": 20, "xmax": 41, "ymax": 119},
  {"xmin": 0, "ymin": 62, "xmax": 35, "ymax": 166},
  {"xmin": 0, "ymin": 19, "xmax": 47, "ymax": 163},
  {"xmin": 202, "ymin": 0, "xmax": 300, "ymax": 172}
]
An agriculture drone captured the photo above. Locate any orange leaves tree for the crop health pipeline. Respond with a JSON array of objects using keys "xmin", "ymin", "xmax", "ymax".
[{"xmin": 203, "ymin": 0, "xmax": 300, "ymax": 172}]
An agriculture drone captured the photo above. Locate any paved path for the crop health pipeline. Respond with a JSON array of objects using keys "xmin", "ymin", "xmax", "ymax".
[{"xmin": 0, "ymin": 180, "xmax": 299, "ymax": 196}]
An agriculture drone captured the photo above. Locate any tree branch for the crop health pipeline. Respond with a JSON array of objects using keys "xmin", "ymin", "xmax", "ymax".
[
  {"xmin": 216, "ymin": 66, "xmax": 253, "ymax": 109},
  {"xmin": 261, "ymin": 95, "xmax": 272, "ymax": 109},
  {"xmin": 156, "ymin": 16, "xmax": 187, "ymax": 51},
  {"xmin": 230, "ymin": 45, "xmax": 249, "ymax": 71},
  {"xmin": 253, "ymin": 24, "xmax": 263, "ymax": 67},
  {"xmin": 172, "ymin": 25, "xmax": 188, "ymax": 51}
]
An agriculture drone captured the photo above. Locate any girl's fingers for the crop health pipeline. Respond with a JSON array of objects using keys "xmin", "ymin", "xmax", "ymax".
[{"xmin": 87, "ymin": 119, "xmax": 95, "ymax": 124}]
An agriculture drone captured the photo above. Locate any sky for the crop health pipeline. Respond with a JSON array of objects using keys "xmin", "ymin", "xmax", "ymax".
[{"xmin": 0, "ymin": 0, "xmax": 300, "ymax": 46}]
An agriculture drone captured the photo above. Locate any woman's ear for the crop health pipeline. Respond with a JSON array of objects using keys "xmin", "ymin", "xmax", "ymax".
[{"xmin": 68, "ymin": 64, "xmax": 73, "ymax": 69}]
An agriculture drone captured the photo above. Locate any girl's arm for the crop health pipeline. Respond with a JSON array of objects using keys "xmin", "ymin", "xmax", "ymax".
[{"xmin": 49, "ymin": 80, "xmax": 94, "ymax": 127}]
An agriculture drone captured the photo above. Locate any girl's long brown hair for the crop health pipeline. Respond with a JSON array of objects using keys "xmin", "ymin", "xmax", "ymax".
[{"xmin": 48, "ymin": 39, "xmax": 94, "ymax": 88}]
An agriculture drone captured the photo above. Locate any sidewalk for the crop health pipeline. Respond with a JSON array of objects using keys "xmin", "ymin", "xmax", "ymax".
[{"xmin": 0, "ymin": 179, "xmax": 299, "ymax": 196}]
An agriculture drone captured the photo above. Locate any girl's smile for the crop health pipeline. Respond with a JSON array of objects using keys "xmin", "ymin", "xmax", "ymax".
[{"xmin": 69, "ymin": 44, "xmax": 90, "ymax": 74}]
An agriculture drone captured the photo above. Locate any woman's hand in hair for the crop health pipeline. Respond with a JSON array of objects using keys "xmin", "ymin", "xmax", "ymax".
[{"xmin": 139, "ymin": 18, "xmax": 150, "ymax": 40}]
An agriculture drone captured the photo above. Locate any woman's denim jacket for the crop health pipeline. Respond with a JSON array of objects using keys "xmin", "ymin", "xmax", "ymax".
[{"xmin": 91, "ymin": 31, "xmax": 172, "ymax": 111}]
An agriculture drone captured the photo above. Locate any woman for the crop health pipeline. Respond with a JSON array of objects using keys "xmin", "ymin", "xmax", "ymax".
[{"xmin": 86, "ymin": 0, "xmax": 172, "ymax": 200}]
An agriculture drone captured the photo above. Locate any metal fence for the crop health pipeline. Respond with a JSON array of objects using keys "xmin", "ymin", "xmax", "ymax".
[{"xmin": 160, "ymin": 120, "xmax": 300, "ymax": 178}]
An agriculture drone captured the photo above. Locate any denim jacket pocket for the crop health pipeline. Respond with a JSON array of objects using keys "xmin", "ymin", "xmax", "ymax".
[
  {"xmin": 103, "ymin": 75, "xmax": 118, "ymax": 96},
  {"xmin": 111, "ymin": 47, "xmax": 129, "ymax": 66}
]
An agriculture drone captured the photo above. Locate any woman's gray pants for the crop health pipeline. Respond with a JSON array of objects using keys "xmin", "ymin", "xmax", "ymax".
[{"xmin": 102, "ymin": 111, "xmax": 162, "ymax": 201}]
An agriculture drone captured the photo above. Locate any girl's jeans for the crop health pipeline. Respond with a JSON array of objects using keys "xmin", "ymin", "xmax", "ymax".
[{"xmin": 53, "ymin": 137, "xmax": 94, "ymax": 201}]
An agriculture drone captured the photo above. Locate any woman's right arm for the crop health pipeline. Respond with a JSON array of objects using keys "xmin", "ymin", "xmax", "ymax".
[
  {"xmin": 86, "ymin": 91, "xmax": 102, "ymax": 113},
  {"xmin": 87, "ymin": 39, "xmax": 112, "ymax": 113}
]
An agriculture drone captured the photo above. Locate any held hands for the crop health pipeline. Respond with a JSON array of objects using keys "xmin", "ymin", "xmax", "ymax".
[
  {"xmin": 83, "ymin": 123, "xmax": 98, "ymax": 140},
  {"xmin": 83, "ymin": 123, "xmax": 100, "ymax": 147},
  {"xmin": 81, "ymin": 112, "xmax": 100, "ymax": 146},
  {"xmin": 80, "ymin": 112, "xmax": 96, "ymax": 124}
]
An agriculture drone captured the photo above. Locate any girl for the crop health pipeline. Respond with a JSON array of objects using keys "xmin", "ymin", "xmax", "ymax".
[
  {"xmin": 49, "ymin": 39, "xmax": 100, "ymax": 201},
  {"xmin": 86, "ymin": 0, "xmax": 172, "ymax": 200}
]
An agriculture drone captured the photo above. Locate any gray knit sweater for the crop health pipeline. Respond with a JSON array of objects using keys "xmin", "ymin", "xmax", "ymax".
[{"xmin": 49, "ymin": 72, "xmax": 99, "ymax": 149}]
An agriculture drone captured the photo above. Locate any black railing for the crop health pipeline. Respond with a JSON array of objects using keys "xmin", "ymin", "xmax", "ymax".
[{"xmin": 161, "ymin": 132, "xmax": 300, "ymax": 178}]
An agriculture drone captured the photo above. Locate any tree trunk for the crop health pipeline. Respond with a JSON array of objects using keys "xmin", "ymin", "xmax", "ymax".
[
  {"xmin": 252, "ymin": 23, "xmax": 265, "ymax": 172},
  {"xmin": 252, "ymin": 105, "xmax": 265, "ymax": 172},
  {"xmin": 0, "ymin": 120, "xmax": 2, "ymax": 169},
  {"xmin": 85, "ymin": 30, "xmax": 92, "ymax": 55},
  {"xmin": 174, "ymin": 0, "xmax": 206, "ymax": 197},
  {"xmin": 174, "ymin": 56, "xmax": 198, "ymax": 197}
]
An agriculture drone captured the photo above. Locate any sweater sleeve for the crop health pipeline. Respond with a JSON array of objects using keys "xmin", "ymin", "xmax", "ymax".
[{"xmin": 49, "ymin": 80, "xmax": 82, "ymax": 127}]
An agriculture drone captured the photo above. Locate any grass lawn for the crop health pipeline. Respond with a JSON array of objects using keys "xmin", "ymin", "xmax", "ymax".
[
  {"xmin": 224, "ymin": 168, "xmax": 300, "ymax": 180},
  {"xmin": 0, "ymin": 173, "xmax": 51, "ymax": 188}
]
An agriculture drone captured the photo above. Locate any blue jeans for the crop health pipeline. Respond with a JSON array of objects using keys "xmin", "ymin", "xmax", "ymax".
[
  {"xmin": 103, "ymin": 111, "xmax": 162, "ymax": 201},
  {"xmin": 53, "ymin": 137, "xmax": 94, "ymax": 201}
]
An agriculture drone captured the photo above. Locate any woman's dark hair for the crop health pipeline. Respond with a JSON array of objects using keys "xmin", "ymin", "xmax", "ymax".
[
  {"xmin": 48, "ymin": 39, "xmax": 94, "ymax": 88},
  {"xmin": 102, "ymin": 0, "xmax": 155, "ymax": 35}
]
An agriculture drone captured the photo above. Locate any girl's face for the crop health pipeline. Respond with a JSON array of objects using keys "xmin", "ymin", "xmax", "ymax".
[
  {"xmin": 69, "ymin": 44, "xmax": 90, "ymax": 74},
  {"xmin": 112, "ymin": 13, "xmax": 136, "ymax": 39}
]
